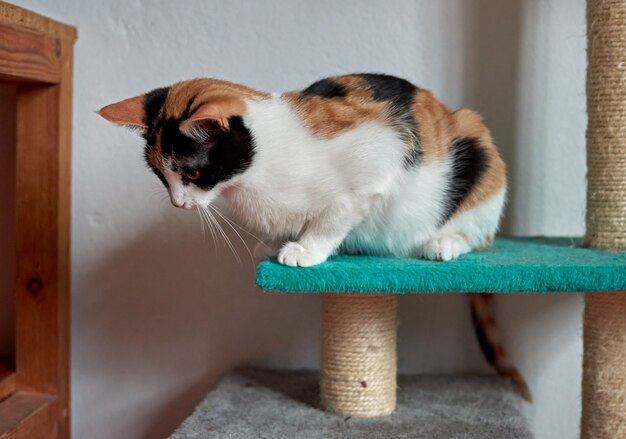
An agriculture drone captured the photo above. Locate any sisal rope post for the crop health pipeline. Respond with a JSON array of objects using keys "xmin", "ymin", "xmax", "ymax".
[
  {"xmin": 582, "ymin": 295, "xmax": 626, "ymax": 438},
  {"xmin": 320, "ymin": 294, "xmax": 397, "ymax": 417},
  {"xmin": 582, "ymin": 0, "xmax": 626, "ymax": 437}
]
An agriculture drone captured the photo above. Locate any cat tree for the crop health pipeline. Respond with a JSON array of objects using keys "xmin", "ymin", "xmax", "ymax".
[
  {"xmin": 257, "ymin": 0, "xmax": 626, "ymax": 425},
  {"xmin": 172, "ymin": 0, "xmax": 626, "ymax": 436}
]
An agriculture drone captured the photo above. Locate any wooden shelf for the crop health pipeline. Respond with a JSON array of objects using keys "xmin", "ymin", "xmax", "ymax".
[
  {"xmin": 0, "ymin": 1, "xmax": 76, "ymax": 41},
  {"xmin": 0, "ymin": 2, "xmax": 75, "ymax": 438},
  {"xmin": 0, "ymin": 355, "xmax": 15, "ymax": 402},
  {"xmin": 0, "ymin": 392, "xmax": 56, "ymax": 439},
  {"xmin": 0, "ymin": 368, "xmax": 14, "ymax": 403}
]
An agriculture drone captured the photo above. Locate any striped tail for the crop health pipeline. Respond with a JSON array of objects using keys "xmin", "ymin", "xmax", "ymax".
[{"xmin": 469, "ymin": 293, "xmax": 532, "ymax": 401}]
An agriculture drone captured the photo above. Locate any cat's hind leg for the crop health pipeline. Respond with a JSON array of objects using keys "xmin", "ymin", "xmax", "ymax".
[
  {"xmin": 419, "ymin": 189, "xmax": 506, "ymax": 262},
  {"xmin": 421, "ymin": 233, "xmax": 471, "ymax": 261}
]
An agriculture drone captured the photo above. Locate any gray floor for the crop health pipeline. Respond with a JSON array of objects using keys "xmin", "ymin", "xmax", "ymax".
[{"xmin": 170, "ymin": 369, "xmax": 532, "ymax": 439}]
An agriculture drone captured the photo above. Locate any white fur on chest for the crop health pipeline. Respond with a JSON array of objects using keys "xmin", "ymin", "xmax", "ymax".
[{"xmin": 228, "ymin": 95, "xmax": 408, "ymax": 239}]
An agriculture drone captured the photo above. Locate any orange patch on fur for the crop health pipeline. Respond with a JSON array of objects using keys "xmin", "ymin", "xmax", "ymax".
[
  {"xmin": 284, "ymin": 75, "xmax": 390, "ymax": 138},
  {"xmin": 412, "ymin": 97, "xmax": 506, "ymax": 213},
  {"xmin": 166, "ymin": 78, "xmax": 269, "ymax": 122},
  {"xmin": 147, "ymin": 145, "xmax": 163, "ymax": 171},
  {"xmin": 412, "ymin": 89, "xmax": 455, "ymax": 162},
  {"xmin": 98, "ymin": 95, "xmax": 146, "ymax": 127}
]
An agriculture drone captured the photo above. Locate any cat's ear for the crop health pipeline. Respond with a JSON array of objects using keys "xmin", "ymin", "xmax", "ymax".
[
  {"xmin": 180, "ymin": 104, "xmax": 228, "ymax": 142},
  {"xmin": 98, "ymin": 95, "xmax": 146, "ymax": 128}
]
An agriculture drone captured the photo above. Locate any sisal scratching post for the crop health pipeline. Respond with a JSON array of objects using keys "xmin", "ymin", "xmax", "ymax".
[
  {"xmin": 582, "ymin": 295, "xmax": 626, "ymax": 438},
  {"xmin": 582, "ymin": 0, "xmax": 626, "ymax": 437},
  {"xmin": 320, "ymin": 294, "xmax": 397, "ymax": 417}
]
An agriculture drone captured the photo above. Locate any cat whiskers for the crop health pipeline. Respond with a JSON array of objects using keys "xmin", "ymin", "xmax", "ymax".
[
  {"xmin": 210, "ymin": 205, "xmax": 269, "ymax": 252},
  {"xmin": 196, "ymin": 208, "xmax": 207, "ymax": 239},
  {"xmin": 197, "ymin": 206, "xmax": 219, "ymax": 253},
  {"xmin": 198, "ymin": 205, "xmax": 241, "ymax": 263},
  {"xmin": 208, "ymin": 205, "xmax": 256, "ymax": 264},
  {"xmin": 149, "ymin": 188, "xmax": 171, "ymax": 206}
]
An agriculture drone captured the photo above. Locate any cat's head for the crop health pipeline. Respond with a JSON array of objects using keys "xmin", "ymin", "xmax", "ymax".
[{"xmin": 99, "ymin": 79, "xmax": 262, "ymax": 209}]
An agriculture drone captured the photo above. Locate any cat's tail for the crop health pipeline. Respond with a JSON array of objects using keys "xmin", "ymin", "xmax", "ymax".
[{"xmin": 469, "ymin": 293, "xmax": 532, "ymax": 401}]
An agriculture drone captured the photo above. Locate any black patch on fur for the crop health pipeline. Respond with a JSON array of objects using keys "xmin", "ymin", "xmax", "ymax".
[
  {"xmin": 158, "ymin": 115, "xmax": 254, "ymax": 190},
  {"xmin": 470, "ymin": 302, "xmax": 496, "ymax": 365},
  {"xmin": 143, "ymin": 87, "xmax": 170, "ymax": 126},
  {"xmin": 356, "ymin": 74, "xmax": 422, "ymax": 167},
  {"xmin": 142, "ymin": 86, "xmax": 170, "ymax": 147},
  {"xmin": 301, "ymin": 78, "xmax": 347, "ymax": 99},
  {"xmin": 181, "ymin": 96, "xmax": 197, "ymax": 121},
  {"xmin": 358, "ymin": 73, "xmax": 416, "ymax": 108},
  {"xmin": 404, "ymin": 147, "xmax": 422, "ymax": 168},
  {"xmin": 440, "ymin": 137, "xmax": 488, "ymax": 223}
]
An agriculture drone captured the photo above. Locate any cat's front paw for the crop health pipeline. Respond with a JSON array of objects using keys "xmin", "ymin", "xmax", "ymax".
[
  {"xmin": 422, "ymin": 234, "xmax": 469, "ymax": 262},
  {"xmin": 277, "ymin": 242, "xmax": 327, "ymax": 267}
]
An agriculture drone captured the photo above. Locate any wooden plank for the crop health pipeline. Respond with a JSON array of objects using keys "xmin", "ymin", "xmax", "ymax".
[
  {"xmin": 0, "ymin": 22, "xmax": 60, "ymax": 83},
  {"xmin": 15, "ymin": 82, "xmax": 60, "ymax": 393},
  {"xmin": 14, "ymin": 39, "xmax": 72, "ymax": 439},
  {"xmin": 0, "ymin": 1, "xmax": 76, "ymax": 41},
  {"xmin": 0, "ymin": 392, "xmax": 57, "ymax": 439},
  {"xmin": 0, "ymin": 84, "xmax": 16, "ymax": 358},
  {"xmin": 0, "ymin": 368, "xmax": 15, "ymax": 402},
  {"xmin": 4, "ymin": 4, "xmax": 75, "ymax": 438},
  {"xmin": 54, "ymin": 38, "xmax": 72, "ymax": 439},
  {"xmin": 0, "ymin": 357, "xmax": 14, "ymax": 402}
]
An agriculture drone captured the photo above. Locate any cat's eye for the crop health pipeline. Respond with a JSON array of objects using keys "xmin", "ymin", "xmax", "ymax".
[{"xmin": 183, "ymin": 169, "xmax": 200, "ymax": 180}]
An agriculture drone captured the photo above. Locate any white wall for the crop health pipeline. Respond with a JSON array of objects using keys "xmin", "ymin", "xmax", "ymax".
[{"xmin": 12, "ymin": 1, "xmax": 587, "ymax": 438}]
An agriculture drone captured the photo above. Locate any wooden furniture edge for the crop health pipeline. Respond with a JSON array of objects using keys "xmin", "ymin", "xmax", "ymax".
[
  {"xmin": 0, "ymin": 1, "xmax": 76, "ymax": 41},
  {"xmin": 0, "ymin": 3, "xmax": 75, "ymax": 437},
  {"xmin": 12, "ymin": 36, "xmax": 74, "ymax": 437},
  {"xmin": 0, "ymin": 392, "xmax": 57, "ymax": 439},
  {"xmin": 0, "ymin": 367, "xmax": 15, "ymax": 402},
  {"xmin": 0, "ymin": 21, "xmax": 62, "ymax": 84}
]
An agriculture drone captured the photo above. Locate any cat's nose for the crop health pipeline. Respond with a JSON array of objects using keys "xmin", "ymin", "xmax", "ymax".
[
  {"xmin": 171, "ymin": 198, "xmax": 193, "ymax": 210},
  {"xmin": 171, "ymin": 198, "xmax": 185, "ymax": 208}
]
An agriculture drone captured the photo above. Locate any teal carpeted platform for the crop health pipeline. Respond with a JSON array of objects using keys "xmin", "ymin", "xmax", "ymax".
[{"xmin": 256, "ymin": 237, "xmax": 626, "ymax": 293}]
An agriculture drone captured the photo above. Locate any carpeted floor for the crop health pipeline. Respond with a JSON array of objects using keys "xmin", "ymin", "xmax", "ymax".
[{"xmin": 170, "ymin": 369, "xmax": 532, "ymax": 439}]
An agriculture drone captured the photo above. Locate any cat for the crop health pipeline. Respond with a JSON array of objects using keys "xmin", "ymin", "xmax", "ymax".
[{"xmin": 99, "ymin": 73, "xmax": 529, "ymax": 399}]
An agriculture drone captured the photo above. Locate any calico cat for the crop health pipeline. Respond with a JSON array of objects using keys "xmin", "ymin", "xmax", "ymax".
[{"xmin": 99, "ymin": 73, "xmax": 529, "ymax": 399}]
